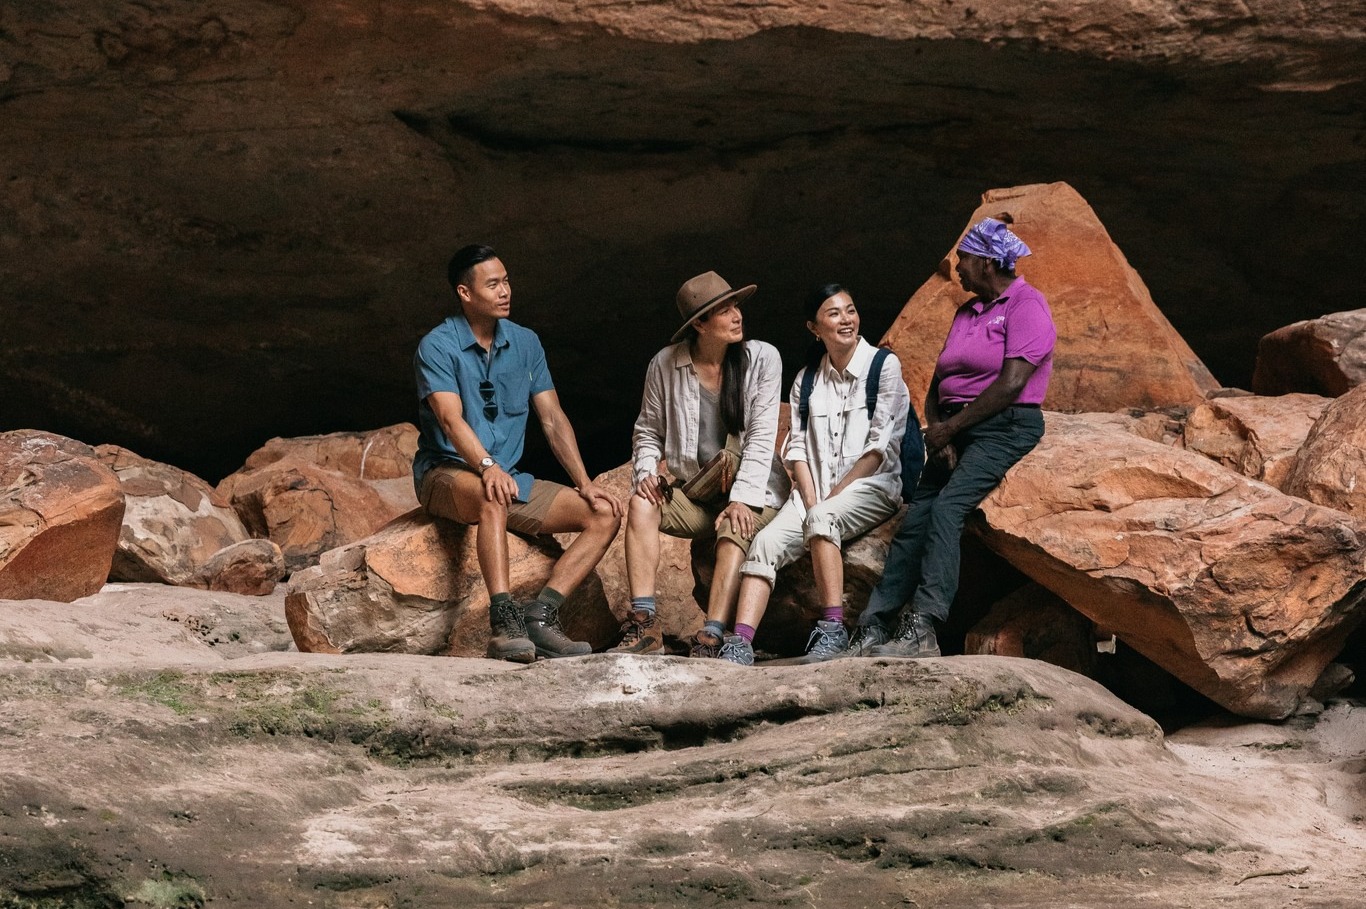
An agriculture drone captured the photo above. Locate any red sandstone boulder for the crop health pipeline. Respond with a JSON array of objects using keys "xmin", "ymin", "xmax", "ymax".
[
  {"xmin": 1283, "ymin": 383, "xmax": 1366, "ymax": 517},
  {"xmin": 976, "ymin": 412, "xmax": 1366, "ymax": 720},
  {"xmin": 95, "ymin": 445, "xmax": 284, "ymax": 595},
  {"xmin": 0, "ymin": 430, "xmax": 125, "ymax": 602},
  {"xmin": 242, "ymin": 423, "xmax": 419, "ymax": 481},
  {"xmin": 218, "ymin": 426, "xmax": 420, "ymax": 573},
  {"xmin": 964, "ymin": 583, "xmax": 1098, "ymax": 678},
  {"xmin": 1252, "ymin": 309, "xmax": 1366, "ymax": 397},
  {"xmin": 285, "ymin": 509, "xmax": 617, "ymax": 657},
  {"xmin": 1181, "ymin": 393, "xmax": 1330, "ymax": 491},
  {"xmin": 882, "ymin": 182, "xmax": 1219, "ymax": 412}
]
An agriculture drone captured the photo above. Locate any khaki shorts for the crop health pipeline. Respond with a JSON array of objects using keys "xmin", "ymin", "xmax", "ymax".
[
  {"xmin": 419, "ymin": 464, "xmax": 564, "ymax": 536},
  {"xmin": 658, "ymin": 483, "xmax": 779, "ymax": 551}
]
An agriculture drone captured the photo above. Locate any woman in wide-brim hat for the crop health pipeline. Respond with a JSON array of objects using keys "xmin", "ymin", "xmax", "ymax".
[{"xmin": 609, "ymin": 271, "xmax": 790, "ymax": 657}]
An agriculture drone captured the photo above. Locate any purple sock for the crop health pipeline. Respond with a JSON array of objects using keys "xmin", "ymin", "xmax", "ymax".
[
  {"xmin": 822, "ymin": 607, "xmax": 844, "ymax": 624},
  {"xmin": 734, "ymin": 623, "xmax": 756, "ymax": 643}
]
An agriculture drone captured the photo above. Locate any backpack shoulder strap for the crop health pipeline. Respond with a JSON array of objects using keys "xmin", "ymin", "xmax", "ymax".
[
  {"xmin": 797, "ymin": 363, "xmax": 818, "ymax": 431},
  {"xmin": 866, "ymin": 347, "xmax": 891, "ymax": 417}
]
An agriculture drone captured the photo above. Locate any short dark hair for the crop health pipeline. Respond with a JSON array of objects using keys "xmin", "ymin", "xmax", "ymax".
[
  {"xmin": 805, "ymin": 282, "xmax": 847, "ymax": 322},
  {"xmin": 447, "ymin": 244, "xmax": 498, "ymax": 292}
]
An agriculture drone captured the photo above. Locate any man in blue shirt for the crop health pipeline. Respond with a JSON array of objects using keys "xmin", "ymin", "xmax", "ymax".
[{"xmin": 414, "ymin": 244, "xmax": 622, "ymax": 661}]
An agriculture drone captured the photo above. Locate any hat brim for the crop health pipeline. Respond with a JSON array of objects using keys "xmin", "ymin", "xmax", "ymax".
[{"xmin": 670, "ymin": 284, "xmax": 758, "ymax": 344}]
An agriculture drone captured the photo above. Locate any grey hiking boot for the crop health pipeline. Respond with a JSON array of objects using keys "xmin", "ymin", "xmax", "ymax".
[
  {"xmin": 487, "ymin": 599, "xmax": 536, "ymax": 663},
  {"xmin": 868, "ymin": 611, "xmax": 941, "ymax": 658},
  {"xmin": 689, "ymin": 628, "xmax": 723, "ymax": 659},
  {"xmin": 792, "ymin": 620, "xmax": 850, "ymax": 664},
  {"xmin": 717, "ymin": 634, "xmax": 754, "ymax": 666},
  {"xmin": 840, "ymin": 623, "xmax": 891, "ymax": 658},
  {"xmin": 524, "ymin": 599, "xmax": 592, "ymax": 658},
  {"xmin": 607, "ymin": 608, "xmax": 663, "ymax": 655}
]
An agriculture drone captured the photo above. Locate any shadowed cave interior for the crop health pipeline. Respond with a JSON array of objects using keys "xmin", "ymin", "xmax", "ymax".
[{"xmin": 1, "ymin": 13, "xmax": 1363, "ymax": 483}]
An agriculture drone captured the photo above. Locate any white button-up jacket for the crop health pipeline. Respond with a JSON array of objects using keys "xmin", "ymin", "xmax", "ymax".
[{"xmin": 632, "ymin": 339, "xmax": 791, "ymax": 509}]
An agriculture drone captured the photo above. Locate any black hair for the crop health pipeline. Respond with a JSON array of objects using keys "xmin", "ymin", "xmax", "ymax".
[
  {"xmin": 447, "ymin": 244, "xmax": 499, "ymax": 293},
  {"xmin": 686, "ymin": 306, "xmax": 748, "ymax": 437},
  {"xmin": 803, "ymin": 282, "xmax": 848, "ymax": 371}
]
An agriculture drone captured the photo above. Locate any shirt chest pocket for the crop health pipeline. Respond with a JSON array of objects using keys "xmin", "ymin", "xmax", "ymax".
[
  {"xmin": 495, "ymin": 371, "xmax": 531, "ymax": 416},
  {"xmin": 810, "ymin": 398, "xmax": 868, "ymax": 459}
]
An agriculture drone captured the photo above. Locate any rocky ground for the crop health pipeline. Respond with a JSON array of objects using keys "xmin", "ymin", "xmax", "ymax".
[{"xmin": 1, "ymin": 584, "xmax": 1362, "ymax": 908}]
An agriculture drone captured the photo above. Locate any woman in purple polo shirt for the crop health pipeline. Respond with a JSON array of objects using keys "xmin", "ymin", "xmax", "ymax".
[{"xmin": 845, "ymin": 214, "xmax": 1057, "ymax": 659}]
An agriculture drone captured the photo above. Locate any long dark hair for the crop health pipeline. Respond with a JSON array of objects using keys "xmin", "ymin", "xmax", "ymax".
[
  {"xmin": 684, "ymin": 311, "xmax": 748, "ymax": 437},
  {"xmin": 803, "ymin": 282, "xmax": 846, "ymax": 374}
]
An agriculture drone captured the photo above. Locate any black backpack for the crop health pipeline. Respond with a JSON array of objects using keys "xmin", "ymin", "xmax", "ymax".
[{"xmin": 796, "ymin": 347, "xmax": 925, "ymax": 502}]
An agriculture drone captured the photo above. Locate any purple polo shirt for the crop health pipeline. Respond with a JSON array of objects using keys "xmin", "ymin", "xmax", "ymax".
[{"xmin": 936, "ymin": 277, "xmax": 1056, "ymax": 405}]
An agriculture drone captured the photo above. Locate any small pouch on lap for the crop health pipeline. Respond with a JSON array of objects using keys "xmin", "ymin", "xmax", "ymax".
[{"xmin": 679, "ymin": 434, "xmax": 741, "ymax": 504}]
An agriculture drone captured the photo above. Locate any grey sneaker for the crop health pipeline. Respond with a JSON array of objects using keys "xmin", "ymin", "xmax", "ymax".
[
  {"xmin": 868, "ymin": 612, "xmax": 940, "ymax": 658},
  {"xmin": 840, "ymin": 623, "xmax": 891, "ymax": 658},
  {"xmin": 524, "ymin": 599, "xmax": 592, "ymax": 658},
  {"xmin": 487, "ymin": 599, "xmax": 536, "ymax": 664},
  {"xmin": 717, "ymin": 634, "xmax": 755, "ymax": 666},
  {"xmin": 792, "ymin": 620, "xmax": 850, "ymax": 664}
]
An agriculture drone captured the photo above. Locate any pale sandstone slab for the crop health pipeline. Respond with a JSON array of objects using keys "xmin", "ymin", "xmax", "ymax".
[
  {"xmin": 0, "ymin": 430, "xmax": 125, "ymax": 603},
  {"xmin": 1181, "ymin": 393, "xmax": 1330, "ymax": 491},
  {"xmin": 976, "ymin": 412, "xmax": 1366, "ymax": 719},
  {"xmin": 95, "ymin": 444, "xmax": 285, "ymax": 594},
  {"xmin": 882, "ymin": 182, "xmax": 1219, "ymax": 413},
  {"xmin": 1284, "ymin": 383, "xmax": 1366, "ymax": 518},
  {"xmin": 1253, "ymin": 309, "xmax": 1366, "ymax": 397},
  {"xmin": 285, "ymin": 510, "xmax": 617, "ymax": 657}
]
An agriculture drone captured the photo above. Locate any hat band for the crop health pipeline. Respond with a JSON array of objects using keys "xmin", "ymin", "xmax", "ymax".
[{"xmin": 684, "ymin": 287, "xmax": 736, "ymax": 321}]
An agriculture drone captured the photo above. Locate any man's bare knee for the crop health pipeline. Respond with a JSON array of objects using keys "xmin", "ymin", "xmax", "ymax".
[{"xmin": 478, "ymin": 498, "xmax": 509, "ymax": 529}]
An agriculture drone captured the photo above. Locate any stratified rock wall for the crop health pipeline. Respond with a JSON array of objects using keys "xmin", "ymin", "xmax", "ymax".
[{"xmin": 0, "ymin": 1, "xmax": 1361, "ymax": 480}]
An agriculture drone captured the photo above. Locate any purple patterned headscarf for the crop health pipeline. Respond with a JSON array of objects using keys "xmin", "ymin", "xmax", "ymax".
[{"xmin": 957, "ymin": 217, "xmax": 1031, "ymax": 270}]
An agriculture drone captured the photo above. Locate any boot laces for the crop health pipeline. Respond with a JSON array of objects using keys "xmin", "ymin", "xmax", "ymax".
[{"xmin": 805, "ymin": 624, "xmax": 846, "ymax": 659}]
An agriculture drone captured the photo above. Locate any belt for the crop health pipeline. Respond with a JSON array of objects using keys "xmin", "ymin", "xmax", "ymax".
[{"xmin": 939, "ymin": 401, "xmax": 1040, "ymax": 416}]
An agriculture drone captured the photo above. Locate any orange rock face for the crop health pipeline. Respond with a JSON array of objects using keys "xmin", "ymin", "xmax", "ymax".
[
  {"xmin": 95, "ymin": 444, "xmax": 285, "ymax": 594},
  {"xmin": 1283, "ymin": 383, "xmax": 1366, "ymax": 517},
  {"xmin": 285, "ymin": 510, "xmax": 616, "ymax": 657},
  {"xmin": 1252, "ymin": 309, "xmax": 1366, "ymax": 397},
  {"xmin": 1181, "ymin": 393, "xmax": 1330, "ymax": 491},
  {"xmin": 218, "ymin": 426, "xmax": 420, "ymax": 573},
  {"xmin": 0, "ymin": 430, "xmax": 125, "ymax": 602},
  {"xmin": 964, "ymin": 583, "xmax": 1097, "ymax": 678},
  {"xmin": 976, "ymin": 413, "xmax": 1366, "ymax": 720},
  {"xmin": 882, "ymin": 182, "xmax": 1219, "ymax": 413}
]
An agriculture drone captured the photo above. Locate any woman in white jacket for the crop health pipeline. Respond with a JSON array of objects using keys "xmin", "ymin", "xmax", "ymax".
[
  {"xmin": 717, "ymin": 282, "xmax": 909, "ymax": 665},
  {"xmin": 612, "ymin": 271, "xmax": 790, "ymax": 656}
]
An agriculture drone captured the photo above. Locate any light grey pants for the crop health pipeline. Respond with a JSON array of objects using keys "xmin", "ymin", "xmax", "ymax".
[{"xmin": 740, "ymin": 481, "xmax": 900, "ymax": 585}]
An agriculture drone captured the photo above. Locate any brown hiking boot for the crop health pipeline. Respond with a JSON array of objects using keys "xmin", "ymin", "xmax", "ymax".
[
  {"xmin": 608, "ymin": 608, "xmax": 663, "ymax": 655},
  {"xmin": 689, "ymin": 628, "xmax": 723, "ymax": 659},
  {"xmin": 486, "ymin": 598, "xmax": 536, "ymax": 663}
]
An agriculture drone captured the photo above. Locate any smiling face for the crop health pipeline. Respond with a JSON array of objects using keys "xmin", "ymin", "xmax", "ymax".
[
  {"xmin": 456, "ymin": 257, "xmax": 512, "ymax": 320},
  {"xmin": 808, "ymin": 290, "xmax": 859, "ymax": 354},
  {"xmin": 693, "ymin": 299, "xmax": 744, "ymax": 345}
]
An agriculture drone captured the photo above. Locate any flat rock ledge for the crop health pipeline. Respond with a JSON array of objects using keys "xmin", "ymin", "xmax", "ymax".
[{"xmin": 2, "ymin": 652, "xmax": 1363, "ymax": 907}]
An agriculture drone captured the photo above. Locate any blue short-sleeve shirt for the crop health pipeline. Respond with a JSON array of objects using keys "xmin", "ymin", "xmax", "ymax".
[{"xmin": 413, "ymin": 314, "xmax": 554, "ymax": 501}]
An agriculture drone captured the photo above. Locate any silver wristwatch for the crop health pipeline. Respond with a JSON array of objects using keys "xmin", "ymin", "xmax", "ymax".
[{"xmin": 477, "ymin": 456, "xmax": 495, "ymax": 474}]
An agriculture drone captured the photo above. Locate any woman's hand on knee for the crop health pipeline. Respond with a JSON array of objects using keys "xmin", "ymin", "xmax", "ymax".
[
  {"xmin": 716, "ymin": 501, "xmax": 757, "ymax": 539},
  {"xmin": 635, "ymin": 473, "xmax": 669, "ymax": 507}
]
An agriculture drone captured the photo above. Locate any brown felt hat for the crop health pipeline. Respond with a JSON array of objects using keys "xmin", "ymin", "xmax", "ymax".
[{"xmin": 670, "ymin": 271, "xmax": 758, "ymax": 344}]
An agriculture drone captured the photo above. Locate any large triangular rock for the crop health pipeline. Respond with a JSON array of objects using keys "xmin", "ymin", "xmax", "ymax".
[
  {"xmin": 0, "ymin": 430, "xmax": 125, "ymax": 602},
  {"xmin": 882, "ymin": 182, "xmax": 1219, "ymax": 412},
  {"xmin": 975, "ymin": 412, "xmax": 1366, "ymax": 720}
]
